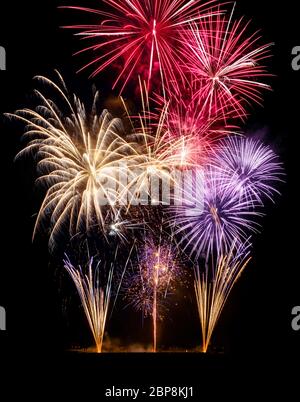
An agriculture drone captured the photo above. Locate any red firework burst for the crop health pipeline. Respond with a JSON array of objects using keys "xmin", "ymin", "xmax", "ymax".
[
  {"xmin": 154, "ymin": 89, "xmax": 238, "ymax": 168},
  {"xmin": 181, "ymin": 5, "xmax": 272, "ymax": 120},
  {"xmin": 61, "ymin": 0, "xmax": 220, "ymax": 94}
]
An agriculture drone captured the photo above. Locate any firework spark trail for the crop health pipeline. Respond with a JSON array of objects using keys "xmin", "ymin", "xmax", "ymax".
[
  {"xmin": 120, "ymin": 80, "xmax": 206, "ymax": 208},
  {"xmin": 194, "ymin": 241, "xmax": 251, "ymax": 352},
  {"xmin": 105, "ymin": 209, "xmax": 144, "ymax": 243},
  {"xmin": 210, "ymin": 136, "xmax": 284, "ymax": 206},
  {"xmin": 121, "ymin": 90, "xmax": 174, "ymax": 207},
  {"xmin": 61, "ymin": 0, "xmax": 221, "ymax": 95},
  {"xmin": 153, "ymin": 266, "xmax": 158, "ymax": 352},
  {"xmin": 182, "ymin": 5, "xmax": 272, "ymax": 120},
  {"xmin": 155, "ymin": 89, "xmax": 239, "ymax": 169},
  {"xmin": 9, "ymin": 73, "xmax": 137, "ymax": 251},
  {"xmin": 64, "ymin": 256, "xmax": 114, "ymax": 353},
  {"xmin": 122, "ymin": 230, "xmax": 182, "ymax": 351},
  {"xmin": 170, "ymin": 166, "xmax": 262, "ymax": 260}
]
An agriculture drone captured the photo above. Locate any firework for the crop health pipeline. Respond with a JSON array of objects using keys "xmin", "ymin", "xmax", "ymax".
[
  {"xmin": 8, "ymin": 0, "xmax": 283, "ymax": 355},
  {"xmin": 61, "ymin": 0, "xmax": 221, "ymax": 94},
  {"xmin": 182, "ymin": 5, "xmax": 272, "ymax": 120},
  {"xmin": 158, "ymin": 90, "xmax": 238, "ymax": 168},
  {"xmin": 64, "ymin": 256, "xmax": 114, "ymax": 353},
  {"xmin": 122, "ymin": 95, "xmax": 173, "ymax": 207},
  {"xmin": 194, "ymin": 241, "xmax": 251, "ymax": 352},
  {"xmin": 170, "ymin": 166, "xmax": 262, "ymax": 260},
  {"xmin": 105, "ymin": 209, "xmax": 143, "ymax": 243},
  {"xmin": 10, "ymin": 73, "xmax": 135, "ymax": 251},
  {"xmin": 210, "ymin": 136, "xmax": 284, "ymax": 205},
  {"xmin": 121, "ymin": 81, "xmax": 202, "ymax": 207},
  {"xmin": 122, "ymin": 232, "xmax": 181, "ymax": 351}
]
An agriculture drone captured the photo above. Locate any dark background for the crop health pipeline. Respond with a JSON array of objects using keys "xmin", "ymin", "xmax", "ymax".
[{"xmin": 0, "ymin": 0, "xmax": 299, "ymax": 398}]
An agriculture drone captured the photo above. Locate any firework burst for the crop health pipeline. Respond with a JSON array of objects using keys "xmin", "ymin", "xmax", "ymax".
[
  {"xmin": 182, "ymin": 5, "xmax": 272, "ymax": 120},
  {"xmin": 159, "ymin": 90, "xmax": 238, "ymax": 168},
  {"xmin": 9, "ymin": 73, "xmax": 135, "ymax": 251},
  {"xmin": 121, "ymin": 82, "xmax": 202, "ymax": 207},
  {"xmin": 194, "ymin": 241, "xmax": 251, "ymax": 352},
  {"xmin": 61, "ymin": 0, "xmax": 221, "ymax": 94},
  {"xmin": 122, "ymin": 232, "xmax": 182, "ymax": 351},
  {"xmin": 170, "ymin": 166, "xmax": 262, "ymax": 260},
  {"xmin": 210, "ymin": 136, "xmax": 284, "ymax": 205}
]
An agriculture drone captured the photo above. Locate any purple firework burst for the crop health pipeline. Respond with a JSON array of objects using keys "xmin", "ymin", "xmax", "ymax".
[
  {"xmin": 210, "ymin": 136, "xmax": 284, "ymax": 205},
  {"xmin": 170, "ymin": 167, "xmax": 262, "ymax": 260},
  {"xmin": 122, "ymin": 236, "xmax": 181, "ymax": 318}
]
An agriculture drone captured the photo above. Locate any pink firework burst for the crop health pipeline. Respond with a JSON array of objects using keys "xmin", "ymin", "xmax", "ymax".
[
  {"xmin": 167, "ymin": 96, "xmax": 237, "ymax": 166},
  {"xmin": 154, "ymin": 89, "xmax": 238, "ymax": 169},
  {"xmin": 181, "ymin": 5, "xmax": 272, "ymax": 120},
  {"xmin": 61, "ymin": 0, "xmax": 220, "ymax": 94}
]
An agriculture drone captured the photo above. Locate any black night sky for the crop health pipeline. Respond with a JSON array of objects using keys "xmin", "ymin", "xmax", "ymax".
[{"xmin": 0, "ymin": 0, "xmax": 299, "ymax": 398}]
